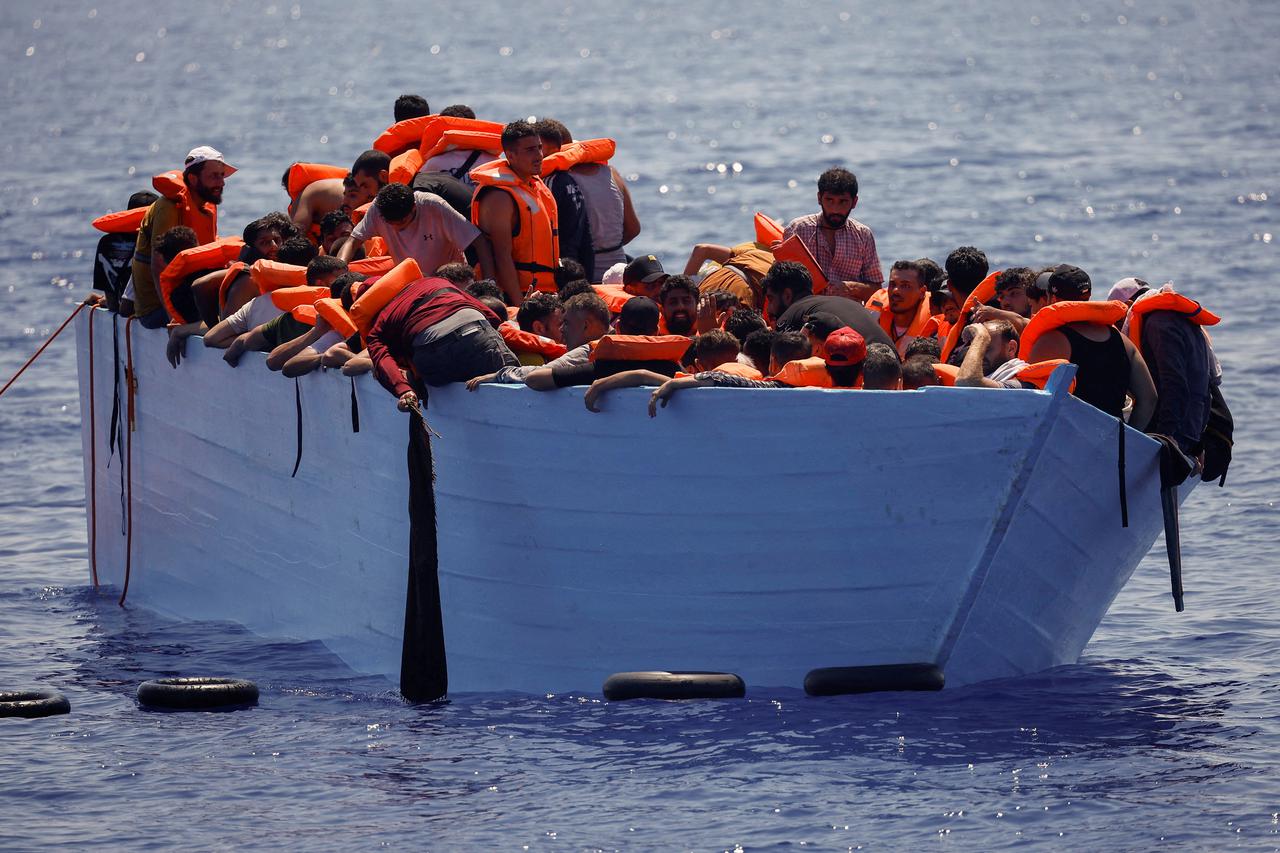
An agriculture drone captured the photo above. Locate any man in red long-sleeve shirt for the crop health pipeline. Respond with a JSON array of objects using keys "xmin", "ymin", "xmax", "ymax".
[{"xmin": 353, "ymin": 275, "xmax": 519, "ymax": 411}]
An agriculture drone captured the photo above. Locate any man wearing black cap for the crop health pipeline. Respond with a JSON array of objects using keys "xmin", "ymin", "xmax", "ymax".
[
  {"xmin": 764, "ymin": 260, "xmax": 894, "ymax": 349},
  {"xmin": 1027, "ymin": 264, "xmax": 1156, "ymax": 424},
  {"xmin": 622, "ymin": 255, "xmax": 668, "ymax": 301}
]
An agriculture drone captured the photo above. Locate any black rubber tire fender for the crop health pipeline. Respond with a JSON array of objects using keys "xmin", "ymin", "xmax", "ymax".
[
  {"xmin": 603, "ymin": 671, "xmax": 746, "ymax": 701},
  {"xmin": 0, "ymin": 689, "xmax": 71, "ymax": 719},
  {"xmin": 804, "ymin": 663, "xmax": 944, "ymax": 696},
  {"xmin": 136, "ymin": 677, "xmax": 259, "ymax": 710}
]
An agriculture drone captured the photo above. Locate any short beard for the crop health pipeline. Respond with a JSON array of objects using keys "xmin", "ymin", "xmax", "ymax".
[
  {"xmin": 666, "ymin": 313, "xmax": 694, "ymax": 336},
  {"xmin": 191, "ymin": 181, "xmax": 222, "ymax": 205},
  {"xmin": 821, "ymin": 212, "xmax": 847, "ymax": 229}
]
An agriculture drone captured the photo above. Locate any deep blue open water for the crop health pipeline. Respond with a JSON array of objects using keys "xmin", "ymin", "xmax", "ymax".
[{"xmin": 2, "ymin": 0, "xmax": 1278, "ymax": 848}]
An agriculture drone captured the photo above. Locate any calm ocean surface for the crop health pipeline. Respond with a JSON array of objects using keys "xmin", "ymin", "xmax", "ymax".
[{"xmin": 2, "ymin": 0, "xmax": 1278, "ymax": 849}]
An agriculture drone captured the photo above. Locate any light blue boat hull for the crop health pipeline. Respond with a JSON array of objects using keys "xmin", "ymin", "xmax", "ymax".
[{"xmin": 75, "ymin": 309, "xmax": 1190, "ymax": 694}]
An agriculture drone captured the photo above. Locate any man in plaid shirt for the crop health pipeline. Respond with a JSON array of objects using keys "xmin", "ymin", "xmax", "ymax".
[{"xmin": 782, "ymin": 167, "xmax": 883, "ymax": 302}]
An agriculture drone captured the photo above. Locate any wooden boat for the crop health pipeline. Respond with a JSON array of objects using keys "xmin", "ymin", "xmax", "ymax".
[{"xmin": 74, "ymin": 308, "xmax": 1192, "ymax": 697}]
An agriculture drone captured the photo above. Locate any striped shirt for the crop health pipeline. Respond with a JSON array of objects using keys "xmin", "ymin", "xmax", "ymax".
[{"xmin": 782, "ymin": 214, "xmax": 884, "ymax": 294}]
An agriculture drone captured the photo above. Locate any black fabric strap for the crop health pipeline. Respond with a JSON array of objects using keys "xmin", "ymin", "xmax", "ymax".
[
  {"xmin": 400, "ymin": 414, "xmax": 448, "ymax": 702},
  {"xmin": 350, "ymin": 376, "xmax": 360, "ymax": 434},
  {"xmin": 1117, "ymin": 416, "xmax": 1129, "ymax": 528},
  {"xmin": 108, "ymin": 314, "xmax": 126, "ymax": 533},
  {"xmin": 447, "ymin": 149, "xmax": 485, "ymax": 182},
  {"xmin": 291, "ymin": 378, "xmax": 303, "ymax": 478},
  {"xmin": 514, "ymin": 261, "xmax": 559, "ymax": 274}
]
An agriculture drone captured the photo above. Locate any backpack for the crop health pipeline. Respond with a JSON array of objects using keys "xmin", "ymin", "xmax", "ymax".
[{"xmin": 1199, "ymin": 382, "xmax": 1234, "ymax": 485}]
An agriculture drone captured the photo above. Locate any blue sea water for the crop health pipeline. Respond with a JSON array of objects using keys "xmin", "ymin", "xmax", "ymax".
[{"xmin": 2, "ymin": 0, "xmax": 1278, "ymax": 848}]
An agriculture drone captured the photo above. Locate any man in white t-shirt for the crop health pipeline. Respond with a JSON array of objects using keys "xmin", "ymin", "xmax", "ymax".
[{"xmin": 337, "ymin": 183, "xmax": 492, "ymax": 276}]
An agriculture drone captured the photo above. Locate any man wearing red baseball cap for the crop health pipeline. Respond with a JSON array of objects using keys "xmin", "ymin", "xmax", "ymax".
[{"xmin": 634, "ymin": 325, "xmax": 871, "ymax": 417}]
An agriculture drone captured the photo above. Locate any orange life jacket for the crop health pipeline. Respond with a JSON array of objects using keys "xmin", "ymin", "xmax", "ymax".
[
  {"xmin": 709, "ymin": 361, "xmax": 764, "ymax": 380},
  {"xmin": 365, "ymin": 236, "xmax": 389, "ymax": 258},
  {"xmin": 217, "ymin": 261, "xmax": 249, "ymax": 313},
  {"xmin": 92, "ymin": 207, "xmax": 148, "ymax": 234},
  {"xmin": 349, "ymin": 258, "xmax": 424, "ymax": 336},
  {"xmin": 754, "ymin": 212, "xmax": 784, "ymax": 246},
  {"xmin": 768, "ymin": 356, "xmax": 861, "ymax": 388},
  {"xmin": 289, "ymin": 304, "xmax": 318, "ymax": 324},
  {"xmin": 540, "ymin": 138, "xmax": 616, "ymax": 176},
  {"xmin": 351, "ymin": 203, "xmax": 370, "ymax": 224},
  {"xmin": 773, "ymin": 234, "xmax": 830, "ymax": 294},
  {"xmin": 250, "ymin": 260, "xmax": 308, "ymax": 294},
  {"xmin": 416, "ymin": 117, "xmax": 505, "ymax": 157},
  {"xmin": 1125, "ymin": 291, "xmax": 1220, "ymax": 353},
  {"xmin": 284, "ymin": 162, "xmax": 348, "ymax": 243},
  {"xmin": 588, "ymin": 334, "xmax": 691, "ymax": 363},
  {"xmin": 931, "ymin": 358, "xmax": 1074, "ymax": 391},
  {"xmin": 877, "ymin": 293, "xmax": 939, "ymax": 358},
  {"xmin": 1018, "ymin": 300, "xmax": 1129, "ymax": 360},
  {"xmin": 158, "ymin": 237, "xmax": 244, "ymax": 324},
  {"xmin": 388, "ymin": 148, "xmax": 424, "ymax": 186},
  {"xmin": 499, "ymin": 322, "xmax": 567, "ymax": 361},
  {"xmin": 1015, "ymin": 359, "xmax": 1075, "ymax": 391},
  {"xmin": 506, "ymin": 305, "xmax": 520, "ymax": 322},
  {"xmin": 593, "ymin": 284, "xmax": 633, "ymax": 314},
  {"xmin": 270, "ymin": 285, "xmax": 330, "ymax": 313},
  {"xmin": 470, "ymin": 161, "xmax": 560, "ymax": 294},
  {"xmin": 285, "ymin": 162, "xmax": 348, "ymax": 200},
  {"xmin": 349, "ymin": 255, "xmax": 394, "ymax": 276},
  {"xmin": 372, "ymin": 115, "xmax": 437, "ymax": 156},
  {"xmin": 151, "ymin": 170, "xmax": 218, "ymax": 245},
  {"xmin": 938, "ymin": 270, "xmax": 1001, "ymax": 363},
  {"xmin": 420, "ymin": 129, "xmax": 504, "ymax": 166},
  {"xmin": 864, "ymin": 287, "xmax": 888, "ymax": 312},
  {"xmin": 315, "ymin": 297, "xmax": 359, "ymax": 340}
]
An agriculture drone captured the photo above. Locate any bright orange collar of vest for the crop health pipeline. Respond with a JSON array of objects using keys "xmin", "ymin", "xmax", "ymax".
[
  {"xmin": 285, "ymin": 162, "xmax": 347, "ymax": 200},
  {"xmin": 540, "ymin": 138, "xmax": 616, "ymax": 175},
  {"xmin": 250, "ymin": 260, "xmax": 308, "ymax": 295},
  {"xmin": 348, "ymin": 257, "xmax": 424, "ymax": 337},
  {"xmin": 1126, "ymin": 291, "xmax": 1220, "ymax": 352},
  {"xmin": 415, "ymin": 116, "xmax": 505, "ymax": 156},
  {"xmin": 158, "ymin": 237, "xmax": 244, "ymax": 324},
  {"xmin": 315, "ymin": 297, "xmax": 359, "ymax": 340},
  {"xmin": 1018, "ymin": 300, "xmax": 1129, "ymax": 360},
  {"xmin": 589, "ymin": 334, "xmax": 691, "ymax": 363},
  {"xmin": 878, "ymin": 291, "xmax": 936, "ymax": 341},
  {"xmin": 92, "ymin": 206, "xmax": 149, "ymax": 234},
  {"xmin": 938, "ymin": 270, "xmax": 1001, "ymax": 363},
  {"xmin": 769, "ymin": 356, "xmax": 834, "ymax": 387},
  {"xmin": 499, "ymin": 322, "xmax": 568, "ymax": 360}
]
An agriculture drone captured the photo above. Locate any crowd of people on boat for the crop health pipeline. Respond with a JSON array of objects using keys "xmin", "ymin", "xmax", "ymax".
[{"xmin": 87, "ymin": 93, "xmax": 1231, "ymax": 475}]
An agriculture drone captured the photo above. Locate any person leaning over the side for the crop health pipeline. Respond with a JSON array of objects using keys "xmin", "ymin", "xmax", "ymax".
[{"xmin": 351, "ymin": 273, "xmax": 519, "ymax": 412}]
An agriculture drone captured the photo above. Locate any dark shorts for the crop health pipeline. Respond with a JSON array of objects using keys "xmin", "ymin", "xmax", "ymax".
[
  {"xmin": 411, "ymin": 320, "xmax": 518, "ymax": 387},
  {"xmin": 137, "ymin": 306, "xmax": 169, "ymax": 329}
]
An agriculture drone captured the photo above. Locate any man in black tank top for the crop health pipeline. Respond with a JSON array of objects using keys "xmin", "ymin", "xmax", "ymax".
[{"xmin": 1027, "ymin": 265, "xmax": 1157, "ymax": 425}]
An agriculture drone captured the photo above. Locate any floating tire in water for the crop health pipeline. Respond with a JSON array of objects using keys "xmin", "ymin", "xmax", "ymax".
[
  {"xmin": 603, "ymin": 671, "xmax": 746, "ymax": 701},
  {"xmin": 0, "ymin": 689, "xmax": 71, "ymax": 719},
  {"xmin": 136, "ymin": 677, "xmax": 259, "ymax": 710},
  {"xmin": 804, "ymin": 663, "xmax": 944, "ymax": 697}
]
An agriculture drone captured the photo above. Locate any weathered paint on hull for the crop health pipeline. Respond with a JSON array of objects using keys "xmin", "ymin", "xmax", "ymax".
[{"xmin": 75, "ymin": 309, "xmax": 1186, "ymax": 695}]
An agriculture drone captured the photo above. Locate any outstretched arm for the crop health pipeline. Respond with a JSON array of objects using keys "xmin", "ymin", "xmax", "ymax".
[
  {"xmin": 165, "ymin": 321, "xmax": 207, "ymax": 368},
  {"xmin": 584, "ymin": 369, "xmax": 675, "ymax": 412},
  {"xmin": 647, "ymin": 375, "xmax": 712, "ymax": 417},
  {"xmin": 683, "ymin": 243, "xmax": 731, "ymax": 276}
]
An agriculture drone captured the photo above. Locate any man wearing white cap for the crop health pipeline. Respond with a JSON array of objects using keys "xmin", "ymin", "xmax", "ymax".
[{"xmin": 128, "ymin": 146, "xmax": 235, "ymax": 328}]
